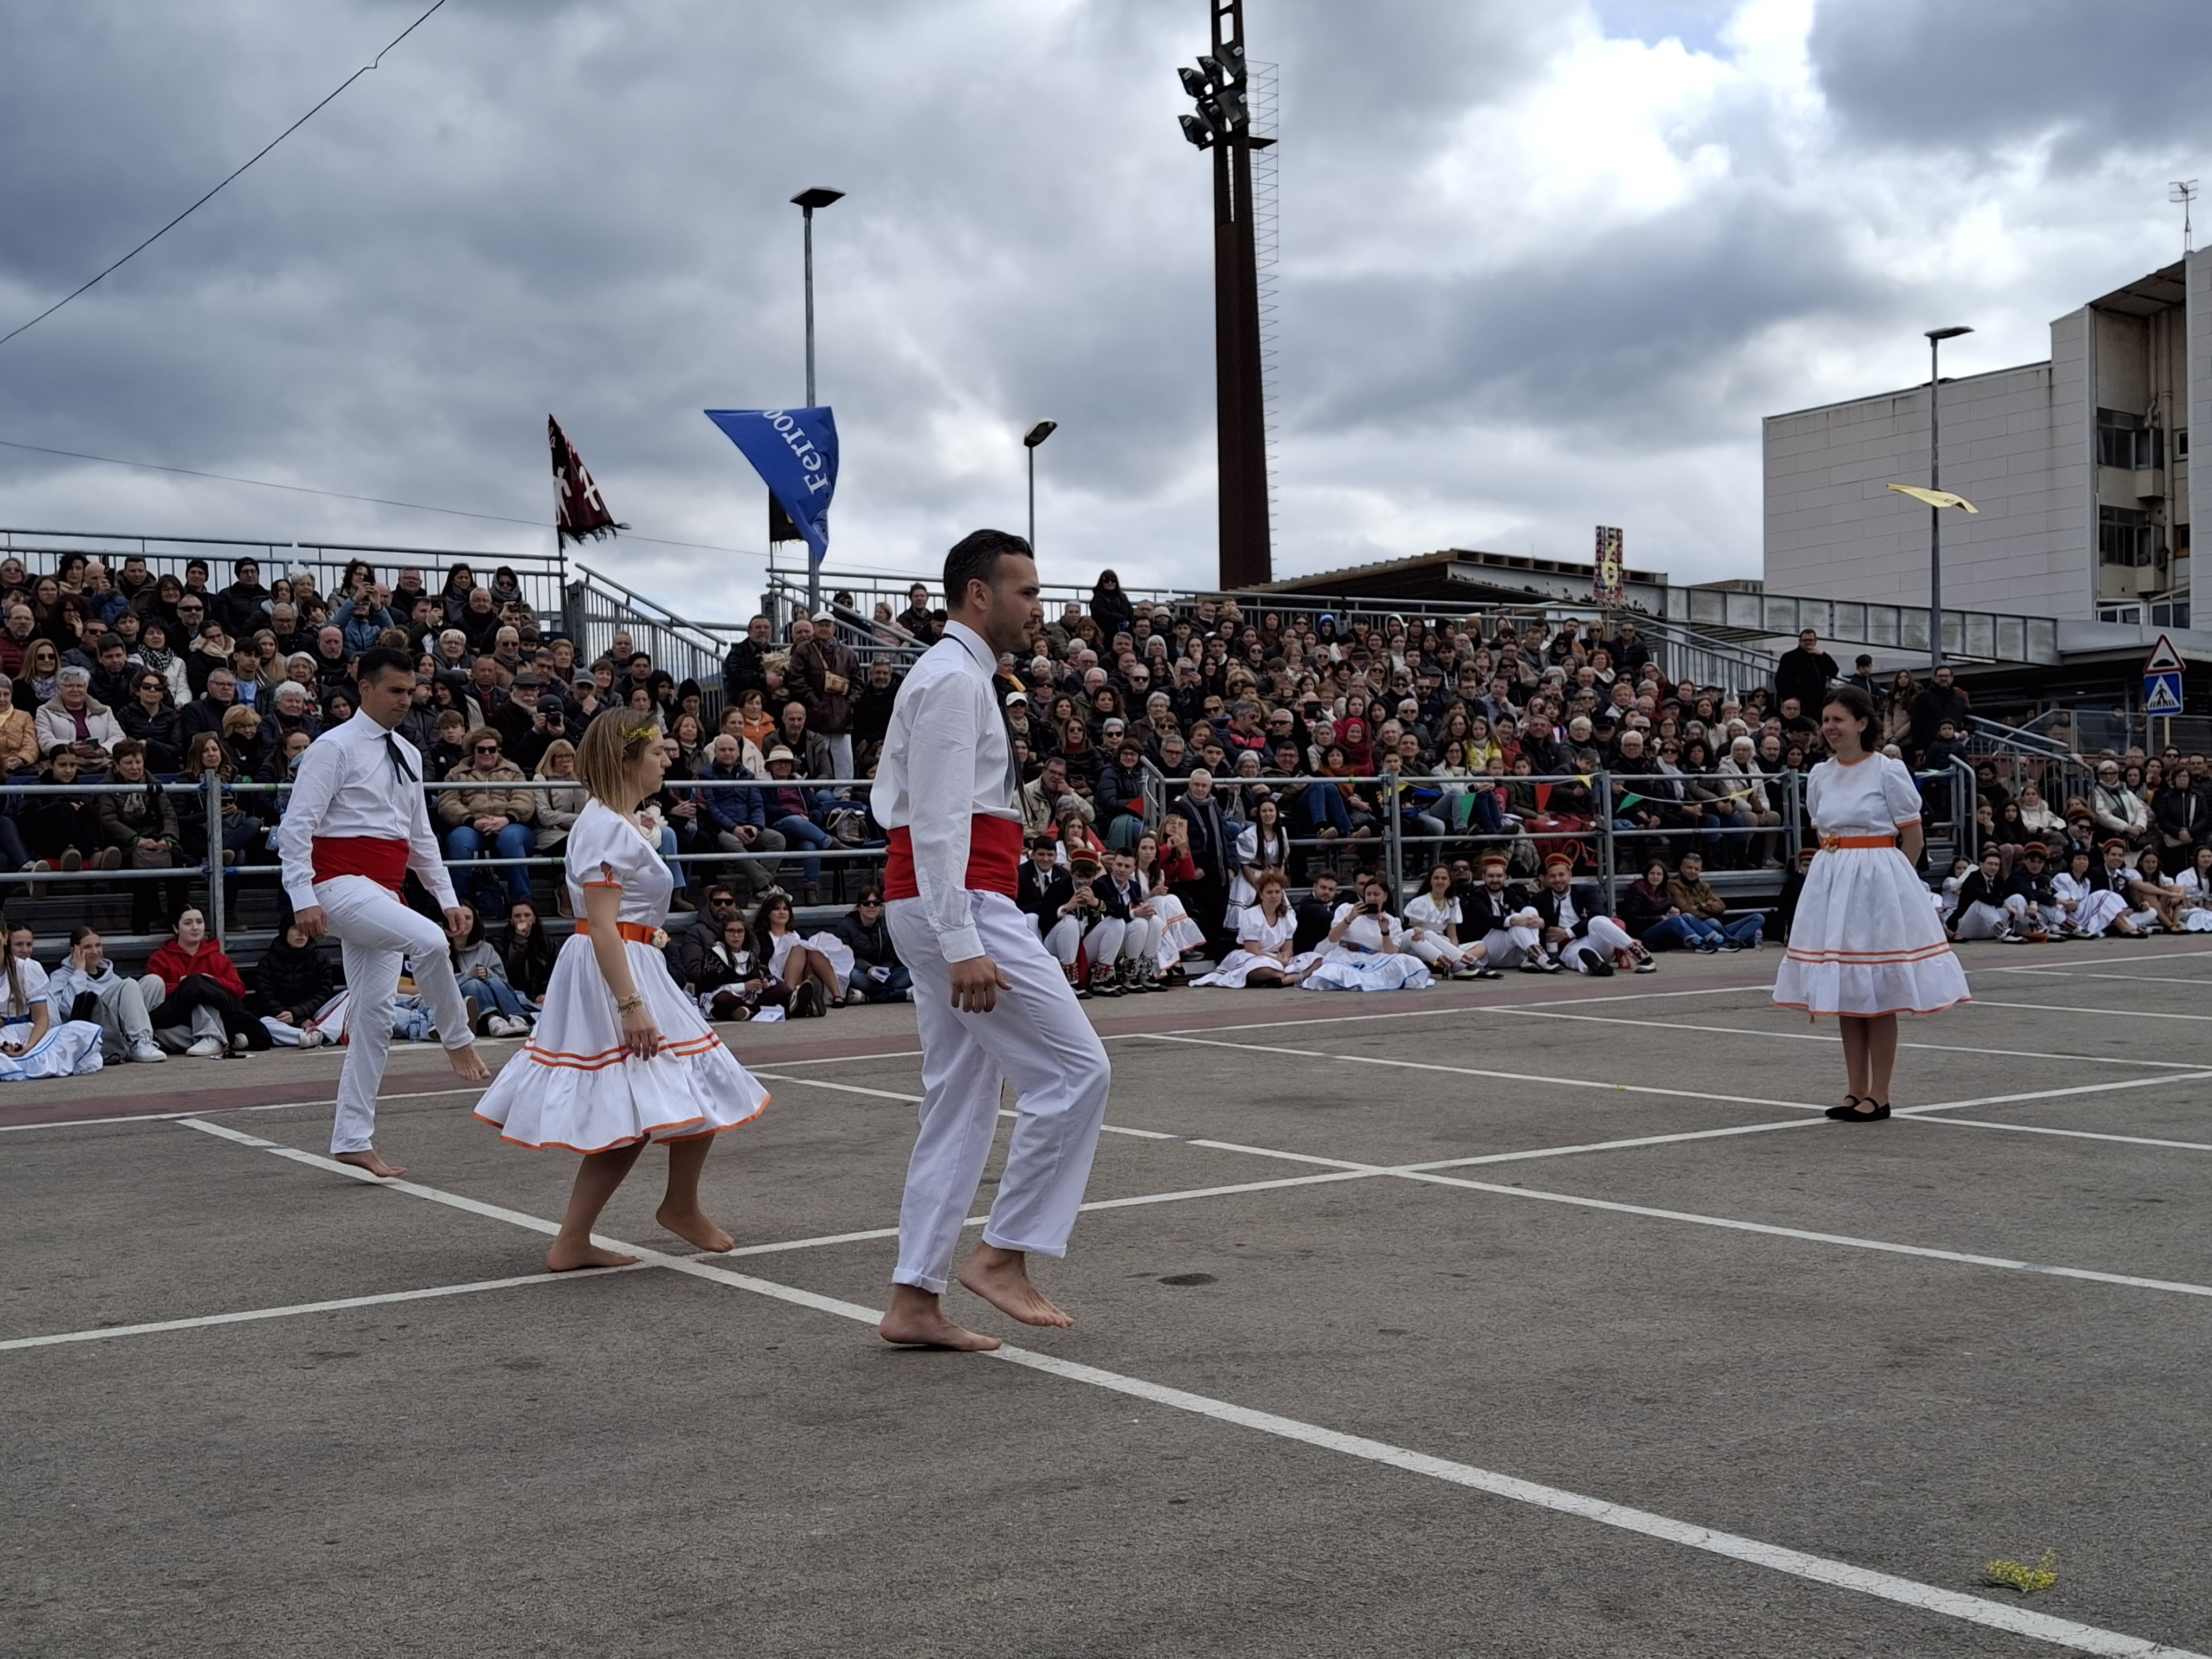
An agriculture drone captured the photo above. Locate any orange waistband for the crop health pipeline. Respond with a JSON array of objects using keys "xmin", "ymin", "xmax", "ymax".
[
  {"xmin": 573, "ymin": 919, "xmax": 661, "ymax": 944},
  {"xmin": 1818, "ymin": 834, "xmax": 1897, "ymax": 851}
]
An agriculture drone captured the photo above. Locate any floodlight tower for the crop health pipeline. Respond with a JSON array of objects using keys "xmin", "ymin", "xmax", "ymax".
[
  {"xmin": 1179, "ymin": 0, "xmax": 1274, "ymax": 590},
  {"xmin": 2172, "ymin": 179, "xmax": 2200, "ymax": 255}
]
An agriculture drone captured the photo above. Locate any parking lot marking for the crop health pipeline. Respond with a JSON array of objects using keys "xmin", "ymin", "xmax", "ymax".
[
  {"xmin": 1496, "ymin": 1007, "xmax": 2207, "ymax": 1069},
  {"xmin": 1972, "ymin": 999, "xmax": 2212, "ymax": 1023},
  {"xmin": 0, "ymin": 1266, "xmax": 650, "ymax": 1353},
  {"xmin": 1991, "ymin": 969, "xmax": 2212, "ymax": 988},
  {"xmin": 1907, "ymin": 1117, "xmax": 2212, "ymax": 1153},
  {"xmin": 156, "ymin": 1114, "xmax": 2212, "ymax": 1659}
]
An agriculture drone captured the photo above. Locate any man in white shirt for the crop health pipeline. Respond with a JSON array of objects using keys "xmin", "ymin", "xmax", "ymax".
[
  {"xmin": 874, "ymin": 531, "xmax": 1113, "ymax": 1352},
  {"xmin": 281, "ymin": 647, "xmax": 488, "ymax": 1178}
]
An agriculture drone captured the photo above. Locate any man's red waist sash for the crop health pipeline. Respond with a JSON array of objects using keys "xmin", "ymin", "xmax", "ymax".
[
  {"xmin": 883, "ymin": 816, "xmax": 1022, "ymax": 901},
  {"xmin": 312, "ymin": 837, "xmax": 408, "ymax": 894}
]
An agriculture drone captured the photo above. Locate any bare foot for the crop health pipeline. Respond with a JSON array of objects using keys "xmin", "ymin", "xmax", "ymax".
[
  {"xmin": 878, "ymin": 1283, "xmax": 1001, "ymax": 1351},
  {"xmin": 545, "ymin": 1239, "xmax": 639, "ymax": 1272},
  {"xmin": 957, "ymin": 1245, "xmax": 1073, "ymax": 1329},
  {"xmin": 655, "ymin": 1204, "xmax": 735, "ymax": 1253},
  {"xmin": 447, "ymin": 1043, "xmax": 492, "ymax": 1083},
  {"xmin": 334, "ymin": 1148, "xmax": 407, "ymax": 1179}
]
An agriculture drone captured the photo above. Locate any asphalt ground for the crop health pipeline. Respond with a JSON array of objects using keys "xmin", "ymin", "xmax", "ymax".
[{"xmin": 6, "ymin": 940, "xmax": 2212, "ymax": 1658}]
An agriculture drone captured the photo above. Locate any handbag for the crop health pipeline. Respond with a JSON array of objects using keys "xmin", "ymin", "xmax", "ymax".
[{"xmin": 131, "ymin": 840, "xmax": 176, "ymax": 870}]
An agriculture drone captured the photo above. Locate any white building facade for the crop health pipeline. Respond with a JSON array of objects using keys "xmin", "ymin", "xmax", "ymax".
[{"xmin": 1765, "ymin": 257, "xmax": 2206, "ymax": 634}]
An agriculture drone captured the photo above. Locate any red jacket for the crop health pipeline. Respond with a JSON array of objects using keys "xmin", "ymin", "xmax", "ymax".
[{"xmin": 147, "ymin": 938, "xmax": 246, "ymax": 999}]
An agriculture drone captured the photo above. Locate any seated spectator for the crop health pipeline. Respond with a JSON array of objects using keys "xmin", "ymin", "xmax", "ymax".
[
  {"xmin": 2091, "ymin": 760, "xmax": 2153, "ymax": 851},
  {"xmin": 87, "ymin": 633, "xmax": 137, "ymax": 710},
  {"xmin": 1400, "ymin": 861, "xmax": 1502, "ymax": 978},
  {"xmin": 1095, "ymin": 738, "xmax": 1150, "ymax": 848},
  {"xmin": 1, "ymin": 922, "xmax": 105, "ymax": 1079},
  {"xmin": 95, "ymin": 740, "xmax": 185, "ymax": 933},
  {"xmin": 832, "ymin": 889, "xmax": 911, "ymax": 1003},
  {"xmin": 438, "ymin": 727, "xmax": 538, "ymax": 912},
  {"xmin": 119, "ymin": 668, "xmax": 185, "ymax": 771},
  {"xmin": 1532, "ymin": 853, "xmax": 1655, "ymax": 975},
  {"xmin": 448, "ymin": 902, "xmax": 536, "ymax": 1038},
  {"xmin": 494, "ymin": 898, "xmax": 557, "ymax": 1007},
  {"xmin": 695, "ymin": 732, "xmax": 785, "ymax": 905},
  {"xmin": 668, "ymin": 884, "xmax": 746, "ymax": 992},
  {"xmin": 21, "ymin": 748, "xmax": 111, "ymax": 876},
  {"xmin": 1621, "ymin": 857, "xmax": 1700, "ymax": 951},
  {"xmin": 35, "ymin": 666, "xmax": 121, "ymax": 775},
  {"xmin": 1193, "ymin": 869, "xmax": 1311, "ymax": 987},
  {"xmin": 221, "ymin": 703, "xmax": 271, "ymax": 780},
  {"xmin": 755, "ymin": 890, "xmax": 844, "ymax": 1016},
  {"xmin": 2002, "ymin": 841, "xmax": 2064, "ymax": 940},
  {"xmin": 1133, "ymin": 827, "xmax": 1204, "ymax": 976},
  {"xmin": 144, "ymin": 904, "xmax": 268, "ymax": 1055},
  {"xmin": 691, "ymin": 909, "xmax": 786, "ymax": 1023},
  {"xmin": 1300, "ymin": 871, "xmax": 1432, "ymax": 992},
  {"xmin": 1666, "ymin": 851, "xmax": 1764, "ymax": 950},
  {"xmin": 1459, "ymin": 851, "xmax": 1549, "ymax": 972},
  {"xmin": 531, "ymin": 739, "xmax": 583, "ymax": 914},
  {"xmin": 174, "ymin": 729, "xmax": 263, "ymax": 877},
  {"xmin": 759, "ymin": 744, "xmax": 835, "ymax": 903},
  {"xmin": 0, "ymin": 676, "xmax": 39, "ymax": 778},
  {"xmin": 46, "ymin": 925, "xmax": 167, "ymax": 1064},
  {"xmin": 249, "ymin": 921, "xmax": 337, "ymax": 1047},
  {"xmin": 178, "ymin": 668, "xmax": 241, "ymax": 749},
  {"xmin": 2127, "ymin": 847, "xmax": 2189, "ymax": 933}
]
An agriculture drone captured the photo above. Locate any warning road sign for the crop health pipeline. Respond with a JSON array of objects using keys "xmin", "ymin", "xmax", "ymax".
[{"xmin": 2144, "ymin": 633, "xmax": 2185, "ymax": 715}]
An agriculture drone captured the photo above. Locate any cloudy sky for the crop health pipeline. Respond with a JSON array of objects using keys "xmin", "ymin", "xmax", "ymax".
[{"xmin": 2, "ymin": 0, "xmax": 2209, "ymax": 615}]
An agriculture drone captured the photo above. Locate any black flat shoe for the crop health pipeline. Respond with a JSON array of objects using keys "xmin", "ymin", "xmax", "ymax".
[{"xmin": 1823, "ymin": 1096, "xmax": 1864, "ymax": 1120}]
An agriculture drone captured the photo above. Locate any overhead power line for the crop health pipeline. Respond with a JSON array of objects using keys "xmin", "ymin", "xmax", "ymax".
[
  {"xmin": 0, "ymin": 433, "xmax": 771, "ymax": 563},
  {"xmin": 0, "ymin": 0, "xmax": 451, "ymax": 353}
]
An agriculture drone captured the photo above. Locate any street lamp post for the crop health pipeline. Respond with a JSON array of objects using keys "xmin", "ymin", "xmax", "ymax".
[
  {"xmin": 1023, "ymin": 421, "xmax": 1057, "ymax": 553},
  {"xmin": 1926, "ymin": 325, "xmax": 1972, "ymax": 670},
  {"xmin": 790, "ymin": 187, "xmax": 844, "ymax": 615}
]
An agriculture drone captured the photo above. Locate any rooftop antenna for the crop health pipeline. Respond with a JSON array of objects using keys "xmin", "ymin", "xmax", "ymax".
[{"xmin": 2170, "ymin": 179, "xmax": 2199, "ymax": 255}]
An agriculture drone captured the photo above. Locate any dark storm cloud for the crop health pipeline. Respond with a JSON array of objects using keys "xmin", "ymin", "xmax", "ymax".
[{"xmin": 1809, "ymin": 0, "xmax": 2212, "ymax": 164}]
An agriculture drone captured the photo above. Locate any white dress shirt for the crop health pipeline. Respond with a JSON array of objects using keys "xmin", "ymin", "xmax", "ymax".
[
  {"xmin": 278, "ymin": 711, "xmax": 457, "ymax": 914},
  {"xmin": 875, "ymin": 620, "xmax": 1020, "ymax": 964}
]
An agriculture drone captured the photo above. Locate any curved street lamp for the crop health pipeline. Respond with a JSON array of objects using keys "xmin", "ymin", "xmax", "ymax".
[{"xmin": 1024, "ymin": 420, "xmax": 1057, "ymax": 552}]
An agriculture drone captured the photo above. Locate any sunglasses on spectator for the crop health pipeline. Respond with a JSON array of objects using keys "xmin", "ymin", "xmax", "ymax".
[{"xmin": 473, "ymin": 742, "xmax": 500, "ymax": 754}]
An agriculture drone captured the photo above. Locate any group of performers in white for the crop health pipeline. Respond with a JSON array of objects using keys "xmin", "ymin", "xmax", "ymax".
[{"xmin": 35, "ymin": 552, "xmax": 2015, "ymax": 1331}]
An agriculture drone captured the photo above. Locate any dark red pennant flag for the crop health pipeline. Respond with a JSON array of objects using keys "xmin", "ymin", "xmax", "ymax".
[{"xmin": 549, "ymin": 415, "xmax": 626, "ymax": 546}]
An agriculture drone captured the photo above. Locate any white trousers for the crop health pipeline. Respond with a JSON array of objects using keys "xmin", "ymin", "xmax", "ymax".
[
  {"xmin": 317, "ymin": 875, "xmax": 473, "ymax": 1155},
  {"xmin": 2004, "ymin": 895, "xmax": 2065, "ymax": 931},
  {"xmin": 2065, "ymin": 891, "xmax": 2128, "ymax": 935},
  {"xmin": 1953, "ymin": 900, "xmax": 2008, "ymax": 940},
  {"xmin": 1564, "ymin": 915, "xmax": 1634, "ymax": 972},
  {"xmin": 1042, "ymin": 913, "xmax": 1085, "ymax": 966},
  {"xmin": 886, "ymin": 891, "xmax": 1111, "ymax": 1293},
  {"xmin": 1407, "ymin": 933, "xmax": 1481, "ymax": 968},
  {"xmin": 1480, "ymin": 925, "xmax": 1542, "ymax": 969}
]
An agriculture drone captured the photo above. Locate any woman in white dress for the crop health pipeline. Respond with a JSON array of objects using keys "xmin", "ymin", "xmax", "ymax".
[
  {"xmin": 1135, "ymin": 829, "xmax": 1206, "ymax": 971},
  {"xmin": 1401, "ymin": 863, "xmax": 1503, "ymax": 980},
  {"xmin": 1300, "ymin": 871, "xmax": 1434, "ymax": 993},
  {"xmin": 2054, "ymin": 846, "xmax": 2137, "ymax": 937},
  {"xmin": 1773, "ymin": 686, "xmax": 1969, "ymax": 1121},
  {"xmin": 473, "ymin": 713, "xmax": 770, "ymax": 1271},
  {"xmin": 1193, "ymin": 870, "xmax": 1310, "ymax": 987},
  {"xmin": 2173, "ymin": 844, "xmax": 2212, "ymax": 930},
  {"xmin": 1228, "ymin": 798, "xmax": 1293, "ymax": 911},
  {"xmin": 756, "ymin": 890, "xmax": 853, "ymax": 1015},
  {"xmin": 0, "ymin": 927, "xmax": 104, "ymax": 1081}
]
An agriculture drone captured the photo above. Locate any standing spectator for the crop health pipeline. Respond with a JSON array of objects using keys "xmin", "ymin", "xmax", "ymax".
[
  {"xmin": 2091, "ymin": 760, "xmax": 2154, "ymax": 851},
  {"xmin": 438, "ymin": 728, "xmax": 539, "ymax": 911},
  {"xmin": 1168, "ymin": 767, "xmax": 1233, "ymax": 949},
  {"xmin": 895, "ymin": 583, "xmax": 940, "ymax": 644},
  {"xmin": 789, "ymin": 614, "xmax": 860, "ymax": 781},
  {"xmin": 1841, "ymin": 654, "xmax": 1885, "ymax": 704},
  {"xmin": 721, "ymin": 615, "xmax": 775, "ymax": 702},
  {"xmin": 1091, "ymin": 569, "xmax": 1136, "ymax": 640},
  {"xmin": 852, "ymin": 658, "xmax": 899, "ymax": 771},
  {"xmin": 1773, "ymin": 629, "xmax": 1839, "ymax": 719},
  {"xmin": 211, "ymin": 558, "xmax": 272, "ymax": 639},
  {"xmin": 1907, "ymin": 664, "xmax": 1971, "ymax": 763}
]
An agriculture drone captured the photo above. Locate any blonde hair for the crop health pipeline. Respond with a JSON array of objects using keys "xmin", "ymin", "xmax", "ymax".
[
  {"xmin": 533, "ymin": 738, "xmax": 577, "ymax": 780},
  {"xmin": 574, "ymin": 709, "xmax": 660, "ymax": 807}
]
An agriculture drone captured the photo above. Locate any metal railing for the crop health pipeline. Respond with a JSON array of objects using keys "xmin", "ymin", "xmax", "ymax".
[{"xmin": 1663, "ymin": 586, "xmax": 2062, "ymax": 666}]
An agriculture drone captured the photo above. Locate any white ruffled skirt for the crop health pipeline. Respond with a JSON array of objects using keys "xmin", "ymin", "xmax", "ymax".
[
  {"xmin": 474, "ymin": 935, "xmax": 770, "ymax": 1152},
  {"xmin": 1299, "ymin": 950, "xmax": 1432, "ymax": 993},
  {"xmin": 1773, "ymin": 846, "xmax": 1970, "ymax": 1018}
]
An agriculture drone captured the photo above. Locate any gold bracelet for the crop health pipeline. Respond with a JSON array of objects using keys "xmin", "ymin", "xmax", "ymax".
[{"xmin": 614, "ymin": 993, "xmax": 645, "ymax": 1013}]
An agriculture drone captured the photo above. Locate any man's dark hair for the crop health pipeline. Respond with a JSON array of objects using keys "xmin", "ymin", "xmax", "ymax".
[
  {"xmin": 943, "ymin": 529, "xmax": 1032, "ymax": 611},
  {"xmin": 356, "ymin": 646, "xmax": 414, "ymax": 686}
]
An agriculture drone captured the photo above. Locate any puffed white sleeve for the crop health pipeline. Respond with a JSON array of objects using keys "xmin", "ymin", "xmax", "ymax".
[
  {"xmin": 564, "ymin": 806, "xmax": 626, "ymax": 891},
  {"xmin": 1879, "ymin": 756, "xmax": 1924, "ymax": 828}
]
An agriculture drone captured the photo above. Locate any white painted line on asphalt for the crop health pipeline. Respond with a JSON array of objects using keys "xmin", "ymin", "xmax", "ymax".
[
  {"xmin": 1143, "ymin": 981, "xmax": 1773, "ymax": 1037},
  {"xmin": 1495, "ymin": 1007, "xmax": 2209, "ymax": 1069},
  {"xmin": 1990, "ymin": 969, "xmax": 2212, "ymax": 988},
  {"xmin": 1906, "ymin": 1117, "xmax": 2212, "ymax": 1154},
  {"xmin": 1134, "ymin": 1031, "xmax": 1825, "ymax": 1113},
  {"xmin": 165, "ymin": 1115, "xmax": 2212, "ymax": 1659},
  {"xmin": 0, "ymin": 1266, "xmax": 652, "ymax": 1353},
  {"xmin": 0, "ymin": 1084, "xmax": 488, "ymax": 1135},
  {"xmin": 1401, "ymin": 1169, "xmax": 2212, "ymax": 1302},
  {"xmin": 1971, "ymin": 999, "xmax": 2212, "ymax": 1024},
  {"xmin": 1902, "ymin": 1073, "xmax": 2212, "ymax": 1114},
  {"xmin": 1991, "ymin": 946, "xmax": 2212, "ymax": 970}
]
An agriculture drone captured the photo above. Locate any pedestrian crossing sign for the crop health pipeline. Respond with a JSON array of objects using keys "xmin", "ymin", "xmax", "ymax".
[{"xmin": 2144, "ymin": 633, "xmax": 2184, "ymax": 714}]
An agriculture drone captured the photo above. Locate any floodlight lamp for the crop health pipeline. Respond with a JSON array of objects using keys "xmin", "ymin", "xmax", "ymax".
[
  {"xmin": 1179, "ymin": 113, "xmax": 1216, "ymax": 149},
  {"xmin": 1179, "ymin": 65, "xmax": 1211, "ymax": 98},
  {"xmin": 1215, "ymin": 41, "xmax": 1248, "ymax": 83},
  {"xmin": 1024, "ymin": 420, "xmax": 1058, "ymax": 448},
  {"xmin": 1925, "ymin": 325, "xmax": 1972, "ymax": 342},
  {"xmin": 790, "ymin": 187, "xmax": 844, "ymax": 211},
  {"xmin": 1197, "ymin": 55, "xmax": 1223, "ymax": 83}
]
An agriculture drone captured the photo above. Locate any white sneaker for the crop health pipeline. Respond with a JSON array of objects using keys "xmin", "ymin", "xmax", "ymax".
[
  {"xmin": 128, "ymin": 1039, "xmax": 166, "ymax": 1064},
  {"xmin": 184, "ymin": 1036, "xmax": 224, "ymax": 1058},
  {"xmin": 298, "ymin": 1026, "xmax": 325, "ymax": 1049},
  {"xmin": 231, "ymin": 1031, "xmax": 250, "ymax": 1052},
  {"xmin": 494, "ymin": 1014, "xmax": 529, "ymax": 1038}
]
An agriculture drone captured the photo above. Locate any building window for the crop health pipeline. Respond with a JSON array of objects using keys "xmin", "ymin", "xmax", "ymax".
[
  {"xmin": 2151, "ymin": 602, "xmax": 2192, "ymax": 628},
  {"xmin": 2099, "ymin": 605, "xmax": 2144, "ymax": 623},
  {"xmin": 2180, "ymin": 429, "xmax": 2191, "ymax": 459},
  {"xmin": 2100, "ymin": 505, "xmax": 2153, "ymax": 565},
  {"xmin": 2097, "ymin": 408, "xmax": 2162, "ymax": 469}
]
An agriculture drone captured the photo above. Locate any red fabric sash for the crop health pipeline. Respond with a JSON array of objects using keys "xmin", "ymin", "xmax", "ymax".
[
  {"xmin": 312, "ymin": 837, "xmax": 408, "ymax": 895},
  {"xmin": 884, "ymin": 815, "xmax": 1023, "ymax": 901}
]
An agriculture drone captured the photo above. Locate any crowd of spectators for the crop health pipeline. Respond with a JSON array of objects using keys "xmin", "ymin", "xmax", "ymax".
[{"xmin": 5, "ymin": 551, "xmax": 2211, "ymax": 1073}]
